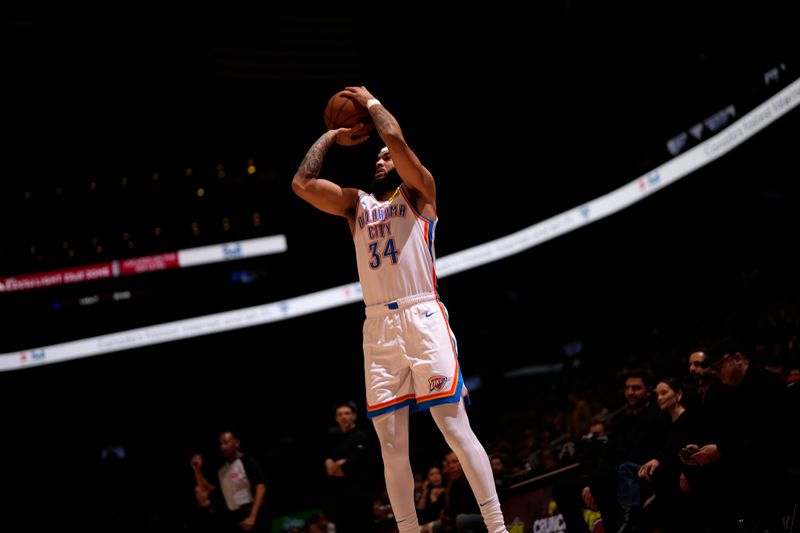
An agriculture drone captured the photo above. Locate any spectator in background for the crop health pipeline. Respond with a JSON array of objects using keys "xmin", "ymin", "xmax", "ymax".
[
  {"xmin": 191, "ymin": 483, "xmax": 223, "ymax": 532},
  {"xmin": 489, "ymin": 454, "xmax": 512, "ymax": 501},
  {"xmin": 323, "ymin": 401, "xmax": 376, "ymax": 533},
  {"xmin": 687, "ymin": 349, "xmax": 708, "ymax": 380},
  {"xmin": 638, "ymin": 377, "xmax": 702, "ymax": 533},
  {"xmin": 190, "ymin": 430, "xmax": 268, "ymax": 532},
  {"xmin": 416, "ymin": 464, "xmax": 447, "ymax": 526},
  {"xmin": 566, "ymin": 388, "xmax": 592, "ymax": 440},
  {"xmin": 785, "ymin": 358, "xmax": 800, "ymax": 515},
  {"xmin": 422, "ymin": 450, "xmax": 485, "ymax": 533},
  {"xmin": 684, "ymin": 348, "xmax": 712, "ymax": 412},
  {"xmin": 582, "ymin": 369, "xmax": 670, "ymax": 532},
  {"xmin": 681, "ymin": 337, "xmax": 792, "ymax": 532},
  {"xmin": 551, "ymin": 415, "xmax": 611, "ymax": 533}
]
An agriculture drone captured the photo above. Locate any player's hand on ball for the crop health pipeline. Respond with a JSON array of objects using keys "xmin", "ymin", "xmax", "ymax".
[
  {"xmin": 334, "ymin": 124, "xmax": 370, "ymax": 146},
  {"xmin": 344, "ymin": 86, "xmax": 375, "ymax": 107}
]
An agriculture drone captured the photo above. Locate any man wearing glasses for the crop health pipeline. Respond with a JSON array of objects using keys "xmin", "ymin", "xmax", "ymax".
[{"xmin": 679, "ymin": 338, "xmax": 791, "ymax": 532}]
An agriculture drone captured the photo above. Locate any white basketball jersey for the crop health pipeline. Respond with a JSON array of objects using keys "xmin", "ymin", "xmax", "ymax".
[{"xmin": 353, "ymin": 186, "xmax": 437, "ymax": 306}]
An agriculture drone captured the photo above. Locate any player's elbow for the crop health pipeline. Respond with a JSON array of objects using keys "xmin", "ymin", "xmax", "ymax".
[{"xmin": 291, "ymin": 175, "xmax": 309, "ymax": 197}]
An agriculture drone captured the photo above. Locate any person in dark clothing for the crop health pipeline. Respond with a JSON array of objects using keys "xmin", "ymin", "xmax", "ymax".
[
  {"xmin": 423, "ymin": 450, "xmax": 484, "ymax": 533},
  {"xmin": 417, "ymin": 464, "xmax": 447, "ymax": 526},
  {"xmin": 551, "ymin": 416, "xmax": 610, "ymax": 533},
  {"xmin": 681, "ymin": 337, "xmax": 793, "ymax": 532},
  {"xmin": 638, "ymin": 377, "xmax": 703, "ymax": 533},
  {"xmin": 683, "ymin": 348, "xmax": 713, "ymax": 413},
  {"xmin": 582, "ymin": 369, "xmax": 670, "ymax": 533},
  {"xmin": 323, "ymin": 401, "xmax": 377, "ymax": 533}
]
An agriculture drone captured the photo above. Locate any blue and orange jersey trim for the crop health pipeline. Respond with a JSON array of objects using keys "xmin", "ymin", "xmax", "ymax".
[{"xmin": 398, "ymin": 185, "xmax": 439, "ymax": 295}]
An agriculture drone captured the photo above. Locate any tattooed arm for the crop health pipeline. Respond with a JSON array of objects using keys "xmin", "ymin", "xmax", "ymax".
[
  {"xmin": 291, "ymin": 128, "xmax": 364, "ymax": 225},
  {"xmin": 343, "ymin": 86, "xmax": 436, "ymax": 217}
]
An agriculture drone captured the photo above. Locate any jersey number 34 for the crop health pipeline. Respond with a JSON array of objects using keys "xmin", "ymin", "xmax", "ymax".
[{"xmin": 368, "ymin": 238, "xmax": 399, "ymax": 269}]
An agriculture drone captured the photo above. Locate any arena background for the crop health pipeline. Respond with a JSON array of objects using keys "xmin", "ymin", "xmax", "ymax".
[{"xmin": 2, "ymin": 9, "xmax": 798, "ymax": 532}]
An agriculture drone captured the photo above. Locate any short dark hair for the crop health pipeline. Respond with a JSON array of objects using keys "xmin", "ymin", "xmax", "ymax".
[
  {"xmin": 219, "ymin": 428, "xmax": 242, "ymax": 441},
  {"xmin": 690, "ymin": 346, "xmax": 709, "ymax": 357},
  {"xmin": 626, "ymin": 368, "xmax": 655, "ymax": 389},
  {"xmin": 333, "ymin": 400, "xmax": 357, "ymax": 414}
]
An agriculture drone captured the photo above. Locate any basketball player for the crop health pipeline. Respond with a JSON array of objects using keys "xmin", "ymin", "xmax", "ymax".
[{"xmin": 292, "ymin": 86, "xmax": 508, "ymax": 533}]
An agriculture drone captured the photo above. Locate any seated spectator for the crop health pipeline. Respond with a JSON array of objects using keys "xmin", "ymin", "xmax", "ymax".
[
  {"xmin": 682, "ymin": 337, "xmax": 793, "ymax": 532},
  {"xmin": 416, "ymin": 464, "xmax": 447, "ymax": 525},
  {"xmin": 489, "ymin": 454, "xmax": 512, "ymax": 501},
  {"xmin": 638, "ymin": 377, "xmax": 703, "ymax": 533},
  {"xmin": 582, "ymin": 369, "xmax": 670, "ymax": 532},
  {"xmin": 422, "ymin": 450, "xmax": 485, "ymax": 533}
]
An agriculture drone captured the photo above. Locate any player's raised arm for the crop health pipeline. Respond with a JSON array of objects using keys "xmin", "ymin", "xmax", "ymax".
[
  {"xmin": 343, "ymin": 86, "xmax": 436, "ymax": 210},
  {"xmin": 292, "ymin": 127, "xmax": 367, "ymax": 219}
]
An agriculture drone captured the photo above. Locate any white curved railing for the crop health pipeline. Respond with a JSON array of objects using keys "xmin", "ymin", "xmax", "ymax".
[{"xmin": 2, "ymin": 77, "xmax": 798, "ymax": 372}]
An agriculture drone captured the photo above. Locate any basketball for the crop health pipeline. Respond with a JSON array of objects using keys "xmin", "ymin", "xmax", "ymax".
[{"xmin": 324, "ymin": 91, "xmax": 373, "ymax": 131}]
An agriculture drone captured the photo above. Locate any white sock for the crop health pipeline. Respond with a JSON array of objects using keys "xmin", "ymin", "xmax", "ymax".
[
  {"xmin": 394, "ymin": 510, "xmax": 422, "ymax": 533},
  {"xmin": 478, "ymin": 494, "xmax": 507, "ymax": 533}
]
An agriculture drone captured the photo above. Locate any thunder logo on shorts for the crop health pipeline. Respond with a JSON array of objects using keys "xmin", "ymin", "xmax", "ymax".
[{"xmin": 429, "ymin": 375, "xmax": 449, "ymax": 392}]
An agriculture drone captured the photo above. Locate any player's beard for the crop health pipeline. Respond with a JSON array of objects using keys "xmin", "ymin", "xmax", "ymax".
[{"xmin": 370, "ymin": 168, "xmax": 402, "ymax": 197}]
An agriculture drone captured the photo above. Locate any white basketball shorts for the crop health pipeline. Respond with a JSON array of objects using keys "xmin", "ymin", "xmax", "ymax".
[{"xmin": 363, "ymin": 293, "xmax": 466, "ymax": 419}]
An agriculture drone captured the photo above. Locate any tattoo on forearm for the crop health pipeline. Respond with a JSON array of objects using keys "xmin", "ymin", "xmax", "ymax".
[
  {"xmin": 371, "ymin": 107, "xmax": 398, "ymax": 134},
  {"xmin": 298, "ymin": 135, "xmax": 334, "ymax": 179}
]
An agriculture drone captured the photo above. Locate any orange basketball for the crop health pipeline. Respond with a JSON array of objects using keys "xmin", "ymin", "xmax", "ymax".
[{"xmin": 324, "ymin": 91, "xmax": 373, "ymax": 131}]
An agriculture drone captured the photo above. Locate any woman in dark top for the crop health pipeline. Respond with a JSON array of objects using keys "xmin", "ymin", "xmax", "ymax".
[
  {"xmin": 416, "ymin": 465, "xmax": 447, "ymax": 526},
  {"xmin": 638, "ymin": 377, "xmax": 702, "ymax": 533}
]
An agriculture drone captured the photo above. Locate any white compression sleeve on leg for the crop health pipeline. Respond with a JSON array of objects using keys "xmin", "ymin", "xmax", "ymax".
[
  {"xmin": 431, "ymin": 400, "xmax": 508, "ymax": 533},
  {"xmin": 372, "ymin": 409, "xmax": 420, "ymax": 533}
]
